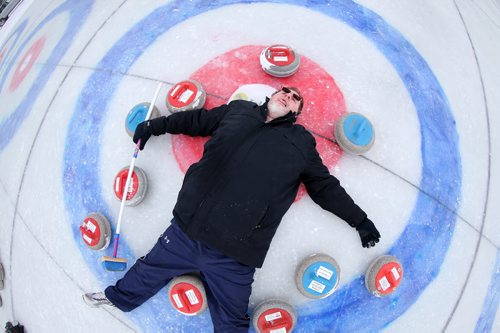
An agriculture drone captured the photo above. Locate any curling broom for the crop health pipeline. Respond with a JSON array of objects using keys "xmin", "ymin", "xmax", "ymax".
[{"xmin": 101, "ymin": 82, "xmax": 163, "ymax": 271}]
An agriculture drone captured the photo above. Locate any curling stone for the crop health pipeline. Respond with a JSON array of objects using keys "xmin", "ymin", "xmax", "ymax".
[
  {"xmin": 125, "ymin": 102, "xmax": 160, "ymax": 137},
  {"xmin": 295, "ymin": 254, "xmax": 340, "ymax": 299},
  {"xmin": 259, "ymin": 45, "xmax": 300, "ymax": 78},
  {"xmin": 113, "ymin": 166, "xmax": 148, "ymax": 206},
  {"xmin": 0, "ymin": 262, "xmax": 4, "ymax": 290},
  {"xmin": 79, "ymin": 213, "xmax": 112, "ymax": 251},
  {"xmin": 166, "ymin": 79, "xmax": 206, "ymax": 113},
  {"xmin": 365, "ymin": 255, "xmax": 403, "ymax": 297},
  {"xmin": 253, "ymin": 299, "xmax": 297, "ymax": 333},
  {"xmin": 167, "ymin": 274, "xmax": 207, "ymax": 316},
  {"xmin": 334, "ymin": 112, "xmax": 375, "ymax": 154}
]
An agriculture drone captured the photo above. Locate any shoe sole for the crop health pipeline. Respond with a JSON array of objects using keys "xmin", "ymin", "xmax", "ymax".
[
  {"xmin": 82, "ymin": 294, "xmax": 100, "ymax": 308},
  {"xmin": 82, "ymin": 294, "xmax": 115, "ymax": 308}
]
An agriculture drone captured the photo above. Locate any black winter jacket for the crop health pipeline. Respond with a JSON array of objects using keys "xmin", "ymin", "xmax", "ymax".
[{"xmin": 149, "ymin": 100, "xmax": 367, "ymax": 268}]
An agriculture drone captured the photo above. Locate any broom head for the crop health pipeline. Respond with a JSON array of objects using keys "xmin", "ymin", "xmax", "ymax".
[{"xmin": 101, "ymin": 256, "xmax": 127, "ymax": 271}]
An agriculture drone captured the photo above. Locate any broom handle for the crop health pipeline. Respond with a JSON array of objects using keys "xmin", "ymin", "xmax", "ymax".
[{"xmin": 112, "ymin": 82, "xmax": 163, "ymax": 257}]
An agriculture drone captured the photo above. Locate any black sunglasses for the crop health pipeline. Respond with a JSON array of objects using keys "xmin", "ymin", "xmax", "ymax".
[{"xmin": 281, "ymin": 87, "xmax": 302, "ymax": 102}]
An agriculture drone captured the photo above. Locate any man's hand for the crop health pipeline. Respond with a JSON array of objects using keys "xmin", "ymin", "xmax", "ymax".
[
  {"xmin": 356, "ymin": 218, "xmax": 381, "ymax": 248},
  {"xmin": 133, "ymin": 120, "xmax": 152, "ymax": 150}
]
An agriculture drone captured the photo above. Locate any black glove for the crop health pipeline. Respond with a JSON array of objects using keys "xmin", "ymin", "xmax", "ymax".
[
  {"xmin": 5, "ymin": 322, "xmax": 24, "ymax": 333},
  {"xmin": 133, "ymin": 120, "xmax": 152, "ymax": 150},
  {"xmin": 356, "ymin": 218, "xmax": 381, "ymax": 248}
]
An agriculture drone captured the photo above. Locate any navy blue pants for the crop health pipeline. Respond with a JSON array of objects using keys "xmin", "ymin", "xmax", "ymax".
[{"xmin": 105, "ymin": 220, "xmax": 256, "ymax": 332}]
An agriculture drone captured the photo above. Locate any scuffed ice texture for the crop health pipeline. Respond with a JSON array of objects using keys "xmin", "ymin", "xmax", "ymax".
[{"xmin": 0, "ymin": 0, "xmax": 499, "ymax": 332}]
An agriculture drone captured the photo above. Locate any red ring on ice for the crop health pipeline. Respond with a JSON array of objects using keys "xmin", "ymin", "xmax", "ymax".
[
  {"xmin": 9, "ymin": 36, "xmax": 46, "ymax": 92},
  {"xmin": 0, "ymin": 47, "xmax": 6, "ymax": 63},
  {"xmin": 171, "ymin": 45, "xmax": 346, "ymax": 202}
]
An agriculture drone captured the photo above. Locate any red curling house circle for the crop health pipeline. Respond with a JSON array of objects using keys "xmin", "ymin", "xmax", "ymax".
[
  {"xmin": 171, "ymin": 45, "xmax": 346, "ymax": 202},
  {"xmin": 9, "ymin": 36, "xmax": 46, "ymax": 92}
]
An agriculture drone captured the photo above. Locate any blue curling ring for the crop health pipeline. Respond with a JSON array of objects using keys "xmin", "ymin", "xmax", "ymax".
[{"xmin": 63, "ymin": 0, "xmax": 462, "ymax": 331}]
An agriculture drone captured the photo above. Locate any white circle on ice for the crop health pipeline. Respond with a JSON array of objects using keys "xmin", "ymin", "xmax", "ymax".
[{"xmin": 96, "ymin": 2, "xmax": 420, "ymax": 307}]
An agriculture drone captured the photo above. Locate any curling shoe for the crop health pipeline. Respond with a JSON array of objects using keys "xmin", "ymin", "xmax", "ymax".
[{"xmin": 82, "ymin": 292, "xmax": 115, "ymax": 308}]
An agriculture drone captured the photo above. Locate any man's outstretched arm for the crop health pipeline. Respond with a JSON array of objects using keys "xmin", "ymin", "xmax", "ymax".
[
  {"xmin": 300, "ymin": 131, "xmax": 380, "ymax": 248},
  {"xmin": 133, "ymin": 103, "xmax": 229, "ymax": 149}
]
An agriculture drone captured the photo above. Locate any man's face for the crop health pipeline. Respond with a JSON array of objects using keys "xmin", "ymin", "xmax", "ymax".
[{"xmin": 267, "ymin": 87, "xmax": 302, "ymax": 121}]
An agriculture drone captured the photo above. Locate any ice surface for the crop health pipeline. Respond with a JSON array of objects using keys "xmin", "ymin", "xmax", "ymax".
[{"xmin": 0, "ymin": 0, "xmax": 499, "ymax": 332}]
